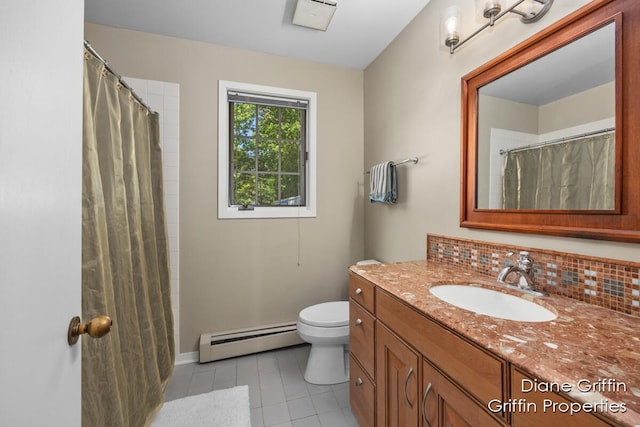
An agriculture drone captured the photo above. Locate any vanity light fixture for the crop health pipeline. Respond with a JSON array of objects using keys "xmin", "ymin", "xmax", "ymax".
[{"xmin": 442, "ymin": 0, "xmax": 553, "ymax": 54}]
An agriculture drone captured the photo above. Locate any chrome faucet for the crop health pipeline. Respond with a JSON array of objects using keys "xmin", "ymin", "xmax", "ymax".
[{"xmin": 497, "ymin": 251, "xmax": 547, "ymax": 296}]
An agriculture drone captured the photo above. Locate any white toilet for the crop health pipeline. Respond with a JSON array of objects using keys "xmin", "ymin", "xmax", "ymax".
[{"xmin": 297, "ymin": 259, "xmax": 381, "ymax": 385}]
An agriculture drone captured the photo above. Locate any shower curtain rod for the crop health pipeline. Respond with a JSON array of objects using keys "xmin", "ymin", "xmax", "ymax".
[
  {"xmin": 499, "ymin": 127, "xmax": 615, "ymax": 155},
  {"xmin": 84, "ymin": 40, "xmax": 157, "ymax": 115},
  {"xmin": 364, "ymin": 157, "xmax": 419, "ymax": 174}
]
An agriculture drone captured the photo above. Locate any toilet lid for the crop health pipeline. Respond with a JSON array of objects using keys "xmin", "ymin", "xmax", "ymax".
[{"xmin": 299, "ymin": 301, "xmax": 349, "ymax": 327}]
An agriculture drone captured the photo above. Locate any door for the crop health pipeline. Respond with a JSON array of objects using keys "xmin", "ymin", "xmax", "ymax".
[
  {"xmin": 376, "ymin": 324, "xmax": 420, "ymax": 427},
  {"xmin": 0, "ymin": 1, "xmax": 84, "ymax": 426},
  {"xmin": 510, "ymin": 368, "xmax": 611, "ymax": 427},
  {"xmin": 422, "ymin": 360, "xmax": 504, "ymax": 427}
]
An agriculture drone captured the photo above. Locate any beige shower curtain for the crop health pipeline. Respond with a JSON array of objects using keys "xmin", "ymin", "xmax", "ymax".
[
  {"xmin": 503, "ymin": 133, "xmax": 615, "ymax": 210},
  {"xmin": 82, "ymin": 47, "xmax": 174, "ymax": 426}
]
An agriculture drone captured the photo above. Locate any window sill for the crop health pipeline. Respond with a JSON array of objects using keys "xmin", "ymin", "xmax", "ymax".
[{"xmin": 217, "ymin": 205, "xmax": 316, "ymax": 219}]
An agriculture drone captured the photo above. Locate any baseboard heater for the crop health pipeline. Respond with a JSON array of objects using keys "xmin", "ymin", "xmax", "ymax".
[{"xmin": 199, "ymin": 321, "xmax": 303, "ymax": 363}]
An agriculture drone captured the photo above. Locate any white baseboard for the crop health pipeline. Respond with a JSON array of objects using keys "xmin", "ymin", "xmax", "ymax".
[{"xmin": 175, "ymin": 351, "xmax": 198, "ymax": 365}]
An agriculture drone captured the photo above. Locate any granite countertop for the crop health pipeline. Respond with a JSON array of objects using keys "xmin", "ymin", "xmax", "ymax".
[{"xmin": 350, "ymin": 260, "xmax": 640, "ymax": 427}]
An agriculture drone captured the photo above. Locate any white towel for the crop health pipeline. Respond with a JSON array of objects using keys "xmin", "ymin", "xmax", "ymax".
[{"xmin": 369, "ymin": 161, "xmax": 397, "ymax": 204}]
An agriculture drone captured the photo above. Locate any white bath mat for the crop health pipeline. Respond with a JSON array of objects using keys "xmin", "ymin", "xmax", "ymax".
[{"xmin": 151, "ymin": 385, "xmax": 251, "ymax": 427}]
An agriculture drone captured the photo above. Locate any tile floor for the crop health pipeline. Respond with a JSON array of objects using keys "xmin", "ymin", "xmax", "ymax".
[{"xmin": 164, "ymin": 344, "xmax": 360, "ymax": 427}]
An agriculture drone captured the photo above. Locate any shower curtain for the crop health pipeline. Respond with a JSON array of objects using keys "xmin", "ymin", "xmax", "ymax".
[
  {"xmin": 502, "ymin": 133, "xmax": 615, "ymax": 210},
  {"xmin": 82, "ymin": 47, "xmax": 174, "ymax": 426}
]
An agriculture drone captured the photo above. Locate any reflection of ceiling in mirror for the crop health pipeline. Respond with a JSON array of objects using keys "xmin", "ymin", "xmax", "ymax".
[{"xmin": 480, "ymin": 23, "xmax": 615, "ymax": 106}]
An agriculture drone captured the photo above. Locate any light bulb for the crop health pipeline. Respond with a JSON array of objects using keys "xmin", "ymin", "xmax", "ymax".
[
  {"xmin": 440, "ymin": 6, "xmax": 461, "ymax": 50},
  {"xmin": 476, "ymin": 0, "xmax": 504, "ymax": 20}
]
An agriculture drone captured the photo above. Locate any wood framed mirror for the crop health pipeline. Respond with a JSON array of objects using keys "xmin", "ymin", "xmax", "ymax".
[{"xmin": 460, "ymin": 0, "xmax": 640, "ymax": 243}]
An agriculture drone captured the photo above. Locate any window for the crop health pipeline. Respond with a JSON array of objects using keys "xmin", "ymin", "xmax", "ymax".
[{"xmin": 218, "ymin": 81, "xmax": 316, "ymax": 219}]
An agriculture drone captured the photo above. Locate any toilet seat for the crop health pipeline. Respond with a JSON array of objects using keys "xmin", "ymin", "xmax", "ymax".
[{"xmin": 298, "ymin": 301, "xmax": 349, "ymax": 327}]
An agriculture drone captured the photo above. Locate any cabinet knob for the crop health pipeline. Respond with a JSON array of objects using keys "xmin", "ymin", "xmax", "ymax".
[
  {"xmin": 355, "ymin": 287, "xmax": 363, "ymax": 295},
  {"xmin": 355, "ymin": 378, "xmax": 363, "ymax": 386},
  {"xmin": 355, "ymin": 318, "xmax": 363, "ymax": 326}
]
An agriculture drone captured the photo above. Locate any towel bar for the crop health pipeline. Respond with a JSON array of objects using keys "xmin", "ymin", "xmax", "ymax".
[{"xmin": 364, "ymin": 157, "xmax": 418, "ymax": 174}]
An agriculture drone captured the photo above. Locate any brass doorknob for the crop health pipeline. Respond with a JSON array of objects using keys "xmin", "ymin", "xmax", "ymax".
[{"xmin": 67, "ymin": 315, "xmax": 112, "ymax": 346}]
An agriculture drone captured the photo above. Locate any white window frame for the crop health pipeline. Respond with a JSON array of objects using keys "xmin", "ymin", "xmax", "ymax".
[{"xmin": 218, "ymin": 80, "xmax": 317, "ymax": 219}]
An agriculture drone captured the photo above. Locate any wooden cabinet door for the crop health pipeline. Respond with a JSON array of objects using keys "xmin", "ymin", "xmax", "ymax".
[
  {"xmin": 511, "ymin": 368, "xmax": 614, "ymax": 427},
  {"xmin": 376, "ymin": 323, "xmax": 420, "ymax": 427},
  {"xmin": 422, "ymin": 360, "xmax": 505, "ymax": 427}
]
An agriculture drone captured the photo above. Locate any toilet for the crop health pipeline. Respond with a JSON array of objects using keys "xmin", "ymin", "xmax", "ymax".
[{"xmin": 297, "ymin": 259, "xmax": 381, "ymax": 385}]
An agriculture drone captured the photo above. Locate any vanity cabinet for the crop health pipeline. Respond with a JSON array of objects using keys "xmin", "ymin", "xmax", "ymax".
[
  {"xmin": 349, "ymin": 272, "xmax": 377, "ymax": 426},
  {"xmin": 376, "ymin": 287, "xmax": 507, "ymax": 427},
  {"xmin": 349, "ymin": 271, "xmax": 619, "ymax": 427}
]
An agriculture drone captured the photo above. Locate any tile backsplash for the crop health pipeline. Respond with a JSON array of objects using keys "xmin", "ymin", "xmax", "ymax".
[{"xmin": 427, "ymin": 234, "xmax": 640, "ymax": 317}]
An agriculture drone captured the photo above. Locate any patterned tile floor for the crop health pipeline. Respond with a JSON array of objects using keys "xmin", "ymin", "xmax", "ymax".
[{"xmin": 164, "ymin": 344, "xmax": 359, "ymax": 427}]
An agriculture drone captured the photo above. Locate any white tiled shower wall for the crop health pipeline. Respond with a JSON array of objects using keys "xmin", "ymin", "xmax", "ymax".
[{"xmin": 124, "ymin": 77, "xmax": 181, "ymax": 355}]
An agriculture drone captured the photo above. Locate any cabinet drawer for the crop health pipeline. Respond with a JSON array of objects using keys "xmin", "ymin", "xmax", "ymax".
[
  {"xmin": 350, "ymin": 300, "xmax": 376, "ymax": 378},
  {"xmin": 350, "ymin": 354, "xmax": 376, "ymax": 427},
  {"xmin": 511, "ymin": 367, "xmax": 614, "ymax": 427},
  {"xmin": 376, "ymin": 289, "xmax": 506, "ymax": 411},
  {"xmin": 349, "ymin": 272, "xmax": 375, "ymax": 313}
]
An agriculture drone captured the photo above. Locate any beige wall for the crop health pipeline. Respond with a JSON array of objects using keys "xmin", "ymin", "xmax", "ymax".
[
  {"xmin": 363, "ymin": 0, "xmax": 639, "ymax": 263},
  {"xmin": 85, "ymin": 23, "xmax": 365, "ymax": 353},
  {"xmin": 539, "ymin": 81, "xmax": 615, "ymax": 133}
]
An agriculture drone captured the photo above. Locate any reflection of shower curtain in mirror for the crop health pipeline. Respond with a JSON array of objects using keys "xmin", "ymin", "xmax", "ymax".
[
  {"xmin": 502, "ymin": 133, "xmax": 615, "ymax": 210},
  {"xmin": 82, "ymin": 47, "xmax": 174, "ymax": 426}
]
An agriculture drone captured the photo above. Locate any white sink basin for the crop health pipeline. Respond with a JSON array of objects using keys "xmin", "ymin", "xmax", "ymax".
[{"xmin": 429, "ymin": 285, "xmax": 557, "ymax": 322}]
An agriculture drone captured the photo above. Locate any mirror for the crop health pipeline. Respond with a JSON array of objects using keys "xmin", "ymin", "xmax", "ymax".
[
  {"xmin": 461, "ymin": 0, "xmax": 640, "ymax": 242},
  {"xmin": 476, "ymin": 23, "xmax": 615, "ymax": 210}
]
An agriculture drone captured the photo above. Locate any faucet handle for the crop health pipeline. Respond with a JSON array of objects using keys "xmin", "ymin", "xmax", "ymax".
[
  {"xmin": 502, "ymin": 252, "xmax": 517, "ymax": 267},
  {"xmin": 517, "ymin": 251, "xmax": 534, "ymax": 271},
  {"xmin": 518, "ymin": 251, "xmax": 533, "ymax": 261}
]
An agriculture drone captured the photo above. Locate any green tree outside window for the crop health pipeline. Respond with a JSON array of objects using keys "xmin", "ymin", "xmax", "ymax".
[{"xmin": 230, "ymin": 100, "xmax": 305, "ymax": 207}]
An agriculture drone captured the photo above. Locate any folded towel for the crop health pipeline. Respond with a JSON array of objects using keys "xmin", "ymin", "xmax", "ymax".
[{"xmin": 369, "ymin": 161, "xmax": 397, "ymax": 204}]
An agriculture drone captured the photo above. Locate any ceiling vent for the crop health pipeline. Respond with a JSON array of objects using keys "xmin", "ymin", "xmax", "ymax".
[{"xmin": 292, "ymin": 0, "xmax": 337, "ymax": 31}]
